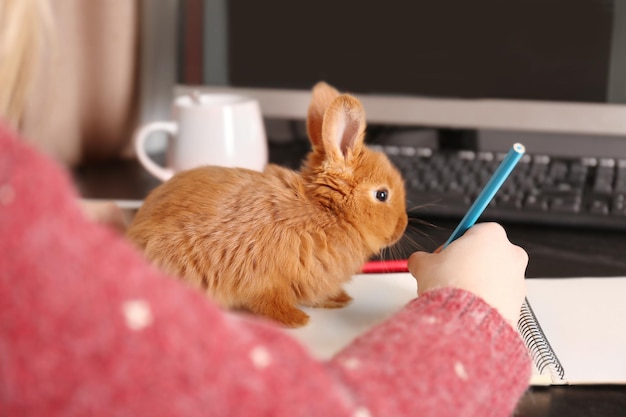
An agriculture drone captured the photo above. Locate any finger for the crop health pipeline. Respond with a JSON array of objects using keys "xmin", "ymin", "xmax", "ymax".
[
  {"xmin": 407, "ymin": 251, "xmax": 431, "ymax": 275},
  {"xmin": 465, "ymin": 222, "xmax": 508, "ymax": 239},
  {"xmin": 512, "ymin": 244, "xmax": 529, "ymax": 268}
]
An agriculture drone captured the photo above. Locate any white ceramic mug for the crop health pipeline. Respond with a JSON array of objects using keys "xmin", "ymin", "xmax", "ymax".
[{"xmin": 134, "ymin": 92, "xmax": 268, "ymax": 181}]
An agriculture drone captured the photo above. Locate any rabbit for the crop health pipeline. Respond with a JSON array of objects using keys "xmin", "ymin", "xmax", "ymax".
[{"xmin": 126, "ymin": 82, "xmax": 408, "ymax": 327}]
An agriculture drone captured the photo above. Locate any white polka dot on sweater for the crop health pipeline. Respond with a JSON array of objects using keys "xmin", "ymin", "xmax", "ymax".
[
  {"xmin": 121, "ymin": 299, "xmax": 153, "ymax": 330},
  {"xmin": 353, "ymin": 406, "xmax": 372, "ymax": 417},
  {"xmin": 249, "ymin": 346, "xmax": 272, "ymax": 369},
  {"xmin": 342, "ymin": 357, "xmax": 361, "ymax": 370},
  {"xmin": 454, "ymin": 361, "xmax": 469, "ymax": 380}
]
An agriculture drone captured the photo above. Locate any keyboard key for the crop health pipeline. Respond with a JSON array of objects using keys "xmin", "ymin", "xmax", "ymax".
[
  {"xmin": 550, "ymin": 197, "xmax": 581, "ymax": 213},
  {"xmin": 524, "ymin": 195, "xmax": 549, "ymax": 211},
  {"xmin": 497, "ymin": 195, "xmax": 523, "ymax": 209},
  {"xmin": 593, "ymin": 180, "xmax": 614, "ymax": 194},
  {"xmin": 541, "ymin": 183, "xmax": 580, "ymax": 194},
  {"xmin": 590, "ymin": 200, "xmax": 610, "ymax": 215}
]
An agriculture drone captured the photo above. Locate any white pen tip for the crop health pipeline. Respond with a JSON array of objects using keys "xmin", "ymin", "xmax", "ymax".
[{"xmin": 513, "ymin": 143, "xmax": 526, "ymax": 154}]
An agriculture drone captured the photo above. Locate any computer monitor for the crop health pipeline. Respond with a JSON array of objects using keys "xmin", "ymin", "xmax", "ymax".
[{"xmin": 142, "ymin": 0, "xmax": 626, "ymax": 156}]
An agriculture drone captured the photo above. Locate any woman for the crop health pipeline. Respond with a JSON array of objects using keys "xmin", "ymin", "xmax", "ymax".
[{"xmin": 0, "ymin": 1, "xmax": 531, "ymax": 415}]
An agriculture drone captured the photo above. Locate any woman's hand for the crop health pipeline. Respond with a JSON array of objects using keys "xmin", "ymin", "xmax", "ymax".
[
  {"xmin": 79, "ymin": 200, "xmax": 129, "ymax": 235},
  {"xmin": 408, "ymin": 222, "xmax": 528, "ymax": 327}
]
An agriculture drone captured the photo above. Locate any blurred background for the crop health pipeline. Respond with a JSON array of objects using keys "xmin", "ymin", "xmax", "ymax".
[{"xmin": 5, "ymin": 0, "xmax": 626, "ymax": 166}]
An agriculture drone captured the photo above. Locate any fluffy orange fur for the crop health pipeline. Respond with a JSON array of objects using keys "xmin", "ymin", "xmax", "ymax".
[{"xmin": 126, "ymin": 82, "xmax": 408, "ymax": 327}]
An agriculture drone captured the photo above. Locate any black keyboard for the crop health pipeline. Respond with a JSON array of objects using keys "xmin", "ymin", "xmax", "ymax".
[{"xmin": 372, "ymin": 144, "xmax": 626, "ymax": 230}]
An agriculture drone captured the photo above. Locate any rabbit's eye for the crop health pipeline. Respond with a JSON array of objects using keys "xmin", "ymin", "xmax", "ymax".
[{"xmin": 374, "ymin": 188, "xmax": 389, "ymax": 202}]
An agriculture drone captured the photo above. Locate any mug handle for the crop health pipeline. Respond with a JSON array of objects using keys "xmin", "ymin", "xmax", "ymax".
[{"xmin": 134, "ymin": 121, "xmax": 177, "ymax": 182}]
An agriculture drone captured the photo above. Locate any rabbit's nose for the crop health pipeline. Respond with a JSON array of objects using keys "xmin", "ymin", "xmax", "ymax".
[{"xmin": 391, "ymin": 214, "xmax": 408, "ymax": 243}]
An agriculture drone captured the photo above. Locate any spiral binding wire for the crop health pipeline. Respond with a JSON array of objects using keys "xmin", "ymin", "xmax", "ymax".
[{"xmin": 518, "ymin": 297, "xmax": 565, "ymax": 382}]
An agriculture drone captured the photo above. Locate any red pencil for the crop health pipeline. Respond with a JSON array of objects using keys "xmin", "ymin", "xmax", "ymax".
[{"xmin": 361, "ymin": 259, "xmax": 409, "ymax": 273}]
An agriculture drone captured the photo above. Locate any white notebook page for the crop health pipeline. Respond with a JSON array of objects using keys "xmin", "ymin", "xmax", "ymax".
[{"xmin": 526, "ymin": 277, "xmax": 626, "ymax": 384}]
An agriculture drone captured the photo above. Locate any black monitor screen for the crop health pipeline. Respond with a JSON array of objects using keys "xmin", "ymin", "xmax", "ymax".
[{"xmin": 227, "ymin": 0, "xmax": 615, "ymax": 103}]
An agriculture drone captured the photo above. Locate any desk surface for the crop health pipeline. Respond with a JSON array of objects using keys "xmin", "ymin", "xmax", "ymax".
[{"xmin": 72, "ymin": 154, "xmax": 626, "ymax": 417}]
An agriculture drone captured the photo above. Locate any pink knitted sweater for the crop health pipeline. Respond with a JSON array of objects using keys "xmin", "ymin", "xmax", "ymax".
[{"xmin": 0, "ymin": 124, "xmax": 531, "ymax": 416}]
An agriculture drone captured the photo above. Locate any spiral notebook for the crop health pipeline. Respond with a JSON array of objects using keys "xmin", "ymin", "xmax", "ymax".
[
  {"xmin": 284, "ymin": 273, "xmax": 626, "ymax": 386},
  {"xmin": 525, "ymin": 277, "xmax": 626, "ymax": 385}
]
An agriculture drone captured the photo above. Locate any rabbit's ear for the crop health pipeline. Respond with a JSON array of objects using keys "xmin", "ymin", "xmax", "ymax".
[
  {"xmin": 307, "ymin": 82, "xmax": 341, "ymax": 149},
  {"xmin": 321, "ymin": 94, "xmax": 366, "ymax": 163}
]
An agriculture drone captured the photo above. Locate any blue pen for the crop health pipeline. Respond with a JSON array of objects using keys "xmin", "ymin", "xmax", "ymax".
[
  {"xmin": 438, "ymin": 143, "xmax": 564, "ymax": 379},
  {"xmin": 442, "ymin": 143, "xmax": 525, "ymax": 248}
]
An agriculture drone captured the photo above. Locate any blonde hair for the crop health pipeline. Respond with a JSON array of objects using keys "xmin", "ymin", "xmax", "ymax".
[{"xmin": 0, "ymin": 0, "xmax": 52, "ymax": 129}]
